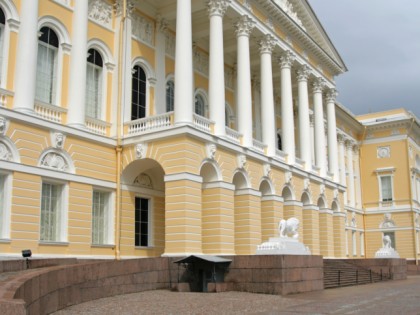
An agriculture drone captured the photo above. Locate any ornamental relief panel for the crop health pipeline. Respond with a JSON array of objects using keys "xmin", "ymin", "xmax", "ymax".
[
  {"xmin": 132, "ymin": 12, "xmax": 155, "ymax": 46},
  {"xmin": 193, "ymin": 48, "xmax": 209, "ymax": 76},
  {"xmin": 40, "ymin": 153, "xmax": 69, "ymax": 172},
  {"xmin": 377, "ymin": 146, "xmax": 390, "ymax": 159},
  {"xmin": 88, "ymin": 0, "xmax": 113, "ymax": 29},
  {"xmin": 165, "ymin": 32, "xmax": 176, "ymax": 57},
  {"xmin": 0, "ymin": 142, "xmax": 12, "ymax": 161}
]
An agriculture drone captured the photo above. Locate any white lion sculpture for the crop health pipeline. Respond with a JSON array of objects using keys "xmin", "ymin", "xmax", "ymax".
[{"xmin": 278, "ymin": 217, "xmax": 299, "ymax": 239}]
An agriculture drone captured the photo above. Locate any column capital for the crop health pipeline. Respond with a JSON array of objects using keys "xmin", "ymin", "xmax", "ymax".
[
  {"xmin": 325, "ymin": 88, "xmax": 338, "ymax": 103},
  {"xmin": 278, "ymin": 50, "xmax": 296, "ymax": 69},
  {"xmin": 207, "ymin": 0, "xmax": 231, "ymax": 17},
  {"xmin": 337, "ymin": 133, "xmax": 346, "ymax": 144},
  {"xmin": 156, "ymin": 15, "xmax": 168, "ymax": 33},
  {"xmin": 312, "ymin": 77, "xmax": 326, "ymax": 93},
  {"xmin": 234, "ymin": 15, "xmax": 255, "ymax": 37},
  {"xmin": 296, "ymin": 64, "xmax": 311, "ymax": 82},
  {"xmin": 258, "ymin": 34, "xmax": 276, "ymax": 55},
  {"xmin": 114, "ymin": 0, "xmax": 135, "ymax": 17},
  {"xmin": 345, "ymin": 139, "xmax": 355, "ymax": 149}
]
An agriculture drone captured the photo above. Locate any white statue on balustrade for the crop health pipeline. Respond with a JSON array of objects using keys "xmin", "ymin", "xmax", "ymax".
[{"xmin": 256, "ymin": 217, "xmax": 310, "ymax": 255}]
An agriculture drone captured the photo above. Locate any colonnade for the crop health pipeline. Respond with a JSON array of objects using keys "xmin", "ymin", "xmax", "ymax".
[{"xmin": 174, "ymin": 0, "xmax": 340, "ymax": 180}]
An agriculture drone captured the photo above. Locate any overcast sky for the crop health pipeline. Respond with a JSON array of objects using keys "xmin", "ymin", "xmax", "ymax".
[{"xmin": 308, "ymin": 0, "xmax": 420, "ymax": 118}]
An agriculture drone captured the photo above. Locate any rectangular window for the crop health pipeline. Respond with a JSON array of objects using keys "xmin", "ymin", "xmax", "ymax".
[
  {"xmin": 35, "ymin": 42, "xmax": 57, "ymax": 104},
  {"xmin": 40, "ymin": 182, "xmax": 62, "ymax": 242},
  {"xmin": 92, "ymin": 190, "xmax": 110, "ymax": 245},
  {"xmin": 135, "ymin": 197, "xmax": 150, "ymax": 247},
  {"xmin": 380, "ymin": 176, "xmax": 393, "ymax": 202},
  {"xmin": 85, "ymin": 63, "xmax": 102, "ymax": 119}
]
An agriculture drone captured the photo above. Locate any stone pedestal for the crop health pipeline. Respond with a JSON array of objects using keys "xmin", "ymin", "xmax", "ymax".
[
  {"xmin": 256, "ymin": 237, "xmax": 311, "ymax": 255},
  {"xmin": 375, "ymin": 247, "xmax": 400, "ymax": 258}
]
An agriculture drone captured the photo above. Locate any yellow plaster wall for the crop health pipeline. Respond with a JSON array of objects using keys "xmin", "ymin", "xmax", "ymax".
[
  {"xmin": 261, "ymin": 199, "xmax": 283, "ymax": 241},
  {"xmin": 302, "ymin": 208, "xmax": 320, "ymax": 255},
  {"xmin": 202, "ymin": 187, "xmax": 235, "ymax": 254},
  {"xmin": 234, "ymin": 193, "xmax": 261, "ymax": 255}
]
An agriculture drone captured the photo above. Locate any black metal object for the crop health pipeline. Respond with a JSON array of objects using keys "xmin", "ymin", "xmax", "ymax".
[
  {"xmin": 173, "ymin": 255, "xmax": 231, "ymax": 292},
  {"xmin": 22, "ymin": 249, "xmax": 32, "ymax": 269}
]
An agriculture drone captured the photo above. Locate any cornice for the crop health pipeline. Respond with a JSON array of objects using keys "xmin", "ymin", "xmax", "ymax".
[{"xmin": 253, "ymin": 0, "xmax": 346, "ymax": 76}]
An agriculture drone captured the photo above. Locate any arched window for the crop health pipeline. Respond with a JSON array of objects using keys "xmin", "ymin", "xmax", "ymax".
[
  {"xmin": 0, "ymin": 8, "xmax": 5, "ymax": 83},
  {"xmin": 166, "ymin": 80, "xmax": 174, "ymax": 112},
  {"xmin": 194, "ymin": 94, "xmax": 205, "ymax": 116},
  {"xmin": 36, "ymin": 27, "xmax": 59, "ymax": 104},
  {"xmin": 86, "ymin": 48, "xmax": 103, "ymax": 119},
  {"xmin": 131, "ymin": 65, "xmax": 146, "ymax": 120}
]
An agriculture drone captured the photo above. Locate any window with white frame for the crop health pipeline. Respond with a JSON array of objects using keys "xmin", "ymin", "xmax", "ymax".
[
  {"xmin": 36, "ymin": 27, "xmax": 59, "ymax": 104},
  {"xmin": 194, "ymin": 93, "xmax": 205, "ymax": 117},
  {"xmin": 131, "ymin": 65, "xmax": 147, "ymax": 120},
  {"xmin": 86, "ymin": 48, "xmax": 103, "ymax": 119},
  {"xmin": 0, "ymin": 9, "xmax": 5, "ymax": 84},
  {"xmin": 166, "ymin": 80, "xmax": 174, "ymax": 112},
  {"xmin": 380, "ymin": 175, "xmax": 393, "ymax": 202},
  {"xmin": 352, "ymin": 231, "xmax": 357, "ymax": 256},
  {"xmin": 40, "ymin": 182, "xmax": 65, "ymax": 242},
  {"xmin": 135, "ymin": 197, "xmax": 151, "ymax": 247},
  {"xmin": 91, "ymin": 190, "xmax": 112, "ymax": 245}
]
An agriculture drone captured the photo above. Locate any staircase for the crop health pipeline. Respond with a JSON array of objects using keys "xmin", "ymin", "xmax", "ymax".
[{"xmin": 324, "ymin": 259, "xmax": 390, "ymax": 289}]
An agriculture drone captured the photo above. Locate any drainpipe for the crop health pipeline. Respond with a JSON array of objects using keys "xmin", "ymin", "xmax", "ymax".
[{"xmin": 115, "ymin": 0, "xmax": 127, "ymax": 260}]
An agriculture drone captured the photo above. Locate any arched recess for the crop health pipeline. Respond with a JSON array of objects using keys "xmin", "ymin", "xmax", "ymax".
[
  {"xmin": 121, "ymin": 158, "xmax": 165, "ymax": 255},
  {"xmin": 232, "ymin": 170, "xmax": 250, "ymax": 190},
  {"xmin": 259, "ymin": 178, "xmax": 274, "ymax": 196},
  {"xmin": 281, "ymin": 185, "xmax": 295, "ymax": 201},
  {"xmin": 301, "ymin": 191, "xmax": 311, "ymax": 206},
  {"xmin": 317, "ymin": 196, "xmax": 327, "ymax": 209},
  {"xmin": 200, "ymin": 159, "xmax": 221, "ymax": 183},
  {"xmin": 331, "ymin": 200, "xmax": 340, "ymax": 212}
]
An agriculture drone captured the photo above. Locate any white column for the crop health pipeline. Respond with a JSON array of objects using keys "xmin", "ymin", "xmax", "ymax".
[
  {"xmin": 354, "ymin": 146, "xmax": 362, "ymax": 208},
  {"xmin": 259, "ymin": 34, "xmax": 276, "ymax": 156},
  {"xmin": 312, "ymin": 77, "xmax": 326, "ymax": 176},
  {"xmin": 67, "ymin": 0, "xmax": 89, "ymax": 127},
  {"xmin": 155, "ymin": 17, "xmax": 167, "ymax": 115},
  {"xmin": 346, "ymin": 139, "xmax": 355, "ymax": 207},
  {"xmin": 297, "ymin": 65, "xmax": 311, "ymax": 171},
  {"xmin": 279, "ymin": 50, "xmax": 296, "ymax": 164},
  {"xmin": 174, "ymin": 0, "xmax": 194, "ymax": 125},
  {"xmin": 310, "ymin": 112, "xmax": 315, "ymax": 167},
  {"xmin": 208, "ymin": 0, "xmax": 230, "ymax": 136},
  {"xmin": 13, "ymin": 0, "xmax": 39, "ymax": 113},
  {"xmin": 235, "ymin": 15, "xmax": 255, "ymax": 147},
  {"xmin": 338, "ymin": 134, "xmax": 346, "ymax": 186},
  {"xmin": 326, "ymin": 88, "xmax": 339, "ymax": 182}
]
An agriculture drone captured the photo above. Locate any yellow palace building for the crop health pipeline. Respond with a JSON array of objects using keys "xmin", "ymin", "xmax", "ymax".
[{"xmin": 0, "ymin": 0, "xmax": 419, "ymax": 263}]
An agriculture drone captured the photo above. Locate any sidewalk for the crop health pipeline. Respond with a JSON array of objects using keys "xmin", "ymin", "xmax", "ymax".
[{"xmin": 53, "ymin": 276, "xmax": 420, "ymax": 315}]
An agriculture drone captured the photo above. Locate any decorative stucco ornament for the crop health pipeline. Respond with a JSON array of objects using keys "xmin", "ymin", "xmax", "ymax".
[{"xmin": 135, "ymin": 143, "xmax": 147, "ymax": 159}]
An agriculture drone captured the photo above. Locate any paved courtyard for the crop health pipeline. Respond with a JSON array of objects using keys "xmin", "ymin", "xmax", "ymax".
[{"xmin": 53, "ymin": 275, "xmax": 420, "ymax": 315}]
